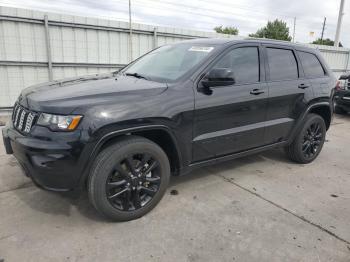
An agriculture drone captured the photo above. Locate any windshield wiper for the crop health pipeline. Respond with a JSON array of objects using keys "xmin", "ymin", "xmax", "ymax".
[{"xmin": 125, "ymin": 72, "xmax": 148, "ymax": 80}]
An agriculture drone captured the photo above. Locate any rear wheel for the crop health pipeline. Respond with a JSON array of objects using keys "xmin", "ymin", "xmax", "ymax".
[
  {"xmin": 285, "ymin": 113, "xmax": 326, "ymax": 164},
  {"xmin": 88, "ymin": 136, "xmax": 170, "ymax": 221}
]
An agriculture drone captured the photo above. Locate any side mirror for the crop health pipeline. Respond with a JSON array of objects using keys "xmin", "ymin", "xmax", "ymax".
[
  {"xmin": 201, "ymin": 68, "xmax": 235, "ymax": 88},
  {"xmin": 339, "ymin": 74, "xmax": 350, "ymax": 80}
]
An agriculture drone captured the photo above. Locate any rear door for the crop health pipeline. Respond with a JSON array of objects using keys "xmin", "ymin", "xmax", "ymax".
[{"xmin": 263, "ymin": 45, "xmax": 313, "ymax": 144}]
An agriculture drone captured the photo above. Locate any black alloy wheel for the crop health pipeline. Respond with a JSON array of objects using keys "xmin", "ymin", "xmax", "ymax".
[
  {"xmin": 301, "ymin": 122, "xmax": 323, "ymax": 160},
  {"xmin": 285, "ymin": 113, "xmax": 326, "ymax": 164},
  {"xmin": 88, "ymin": 136, "xmax": 170, "ymax": 221},
  {"xmin": 106, "ymin": 153, "xmax": 161, "ymax": 211}
]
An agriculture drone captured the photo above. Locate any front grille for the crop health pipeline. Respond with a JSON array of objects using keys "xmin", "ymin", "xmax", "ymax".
[{"xmin": 12, "ymin": 103, "xmax": 37, "ymax": 134}]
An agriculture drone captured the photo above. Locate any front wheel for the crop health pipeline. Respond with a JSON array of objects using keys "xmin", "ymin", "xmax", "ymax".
[
  {"xmin": 88, "ymin": 136, "xmax": 170, "ymax": 221},
  {"xmin": 285, "ymin": 113, "xmax": 326, "ymax": 164}
]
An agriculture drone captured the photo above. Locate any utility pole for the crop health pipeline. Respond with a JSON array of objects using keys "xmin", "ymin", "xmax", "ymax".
[
  {"xmin": 320, "ymin": 17, "xmax": 326, "ymax": 44},
  {"xmin": 292, "ymin": 17, "xmax": 296, "ymax": 42},
  {"xmin": 129, "ymin": 0, "xmax": 133, "ymax": 61},
  {"xmin": 334, "ymin": 0, "xmax": 345, "ymax": 47}
]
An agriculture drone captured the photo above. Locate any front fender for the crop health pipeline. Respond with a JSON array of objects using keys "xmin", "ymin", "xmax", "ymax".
[{"xmin": 78, "ymin": 124, "xmax": 183, "ymax": 187}]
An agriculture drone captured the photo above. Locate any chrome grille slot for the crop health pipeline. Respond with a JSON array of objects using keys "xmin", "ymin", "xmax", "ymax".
[{"xmin": 12, "ymin": 103, "xmax": 37, "ymax": 134}]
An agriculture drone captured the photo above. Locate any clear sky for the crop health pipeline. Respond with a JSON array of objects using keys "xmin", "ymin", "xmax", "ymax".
[{"xmin": 1, "ymin": 0, "xmax": 349, "ymax": 47}]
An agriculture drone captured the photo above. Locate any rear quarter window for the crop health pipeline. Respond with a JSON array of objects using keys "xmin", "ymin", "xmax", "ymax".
[{"xmin": 297, "ymin": 51, "xmax": 325, "ymax": 78}]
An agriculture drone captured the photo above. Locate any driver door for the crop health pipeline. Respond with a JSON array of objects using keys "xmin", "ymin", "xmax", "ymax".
[{"xmin": 193, "ymin": 44, "xmax": 269, "ymax": 162}]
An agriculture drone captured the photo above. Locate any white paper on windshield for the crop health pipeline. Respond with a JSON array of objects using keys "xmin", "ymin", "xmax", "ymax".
[{"xmin": 188, "ymin": 46, "xmax": 214, "ymax": 52}]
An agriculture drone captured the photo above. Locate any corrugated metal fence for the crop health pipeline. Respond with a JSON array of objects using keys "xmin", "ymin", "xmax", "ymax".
[{"xmin": 1, "ymin": 6, "xmax": 349, "ymax": 108}]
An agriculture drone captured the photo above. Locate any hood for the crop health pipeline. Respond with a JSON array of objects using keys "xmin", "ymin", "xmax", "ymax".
[{"xmin": 18, "ymin": 73, "xmax": 168, "ymax": 114}]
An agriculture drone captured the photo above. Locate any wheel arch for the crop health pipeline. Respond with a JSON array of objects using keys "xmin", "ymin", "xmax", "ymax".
[
  {"xmin": 288, "ymin": 101, "xmax": 332, "ymax": 144},
  {"xmin": 308, "ymin": 104, "xmax": 332, "ymax": 130},
  {"xmin": 80, "ymin": 125, "xmax": 182, "ymax": 187}
]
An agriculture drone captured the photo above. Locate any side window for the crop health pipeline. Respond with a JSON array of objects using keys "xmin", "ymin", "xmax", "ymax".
[
  {"xmin": 297, "ymin": 51, "xmax": 325, "ymax": 78},
  {"xmin": 213, "ymin": 47, "xmax": 260, "ymax": 84},
  {"xmin": 266, "ymin": 48, "xmax": 298, "ymax": 81}
]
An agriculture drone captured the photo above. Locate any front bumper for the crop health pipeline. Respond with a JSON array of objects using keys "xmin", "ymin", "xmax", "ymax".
[{"xmin": 2, "ymin": 122, "xmax": 85, "ymax": 191}]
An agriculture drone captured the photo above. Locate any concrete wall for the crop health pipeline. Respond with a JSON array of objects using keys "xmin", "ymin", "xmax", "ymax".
[{"xmin": 0, "ymin": 6, "xmax": 349, "ymax": 108}]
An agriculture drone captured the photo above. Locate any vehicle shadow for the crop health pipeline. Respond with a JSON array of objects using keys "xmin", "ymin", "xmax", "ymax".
[
  {"xmin": 333, "ymin": 112, "xmax": 350, "ymax": 119},
  {"xmin": 12, "ymin": 148, "xmax": 292, "ymax": 222},
  {"xmin": 13, "ymin": 182, "xmax": 107, "ymax": 222},
  {"xmin": 171, "ymin": 147, "xmax": 293, "ymax": 186}
]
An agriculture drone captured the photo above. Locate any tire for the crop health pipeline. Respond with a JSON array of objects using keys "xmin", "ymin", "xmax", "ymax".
[
  {"xmin": 285, "ymin": 113, "xmax": 326, "ymax": 164},
  {"xmin": 88, "ymin": 136, "xmax": 170, "ymax": 221}
]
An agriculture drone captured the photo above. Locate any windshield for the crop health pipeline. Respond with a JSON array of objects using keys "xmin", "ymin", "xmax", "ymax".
[{"xmin": 123, "ymin": 43, "xmax": 217, "ymax": 82}]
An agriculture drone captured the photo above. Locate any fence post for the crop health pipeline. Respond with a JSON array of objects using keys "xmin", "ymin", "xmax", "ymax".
[
  {"xmin": 346, "ymin": 50, "xmax": 350, "ymax": 72},
  {"xmin": 44, "ymin": 15, "xmax": 53, "ymax": 81},
  {"xmin": 153, "ymin": 27, "xmax": 158, "ymax": 49}
]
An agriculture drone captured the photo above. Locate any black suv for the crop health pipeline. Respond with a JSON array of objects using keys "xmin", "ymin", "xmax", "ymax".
[
  {"xmin": 334, "ymin": 73, "xmax": 350, "ymax": 114},
  {"xmin": 2, "ymin": 39, "xmax": 335, "ymax": 221}
]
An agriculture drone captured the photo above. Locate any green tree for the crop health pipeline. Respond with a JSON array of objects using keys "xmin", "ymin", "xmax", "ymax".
[
  {"xmin": 214, "ymin": 26, "xmax": 239, "ymax": 35},
  {"xmin": 312, "ymin": 38, "xmax": 343, "ymax": 47},
  {"xmin": 249, "ymin": 19, "xmax": 292, "ymax": 41}
]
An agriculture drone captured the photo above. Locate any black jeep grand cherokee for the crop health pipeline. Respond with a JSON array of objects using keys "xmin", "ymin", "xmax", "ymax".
[{"xmin": 2, "ymin": 39, "xmax": 335, "ymax": 221}]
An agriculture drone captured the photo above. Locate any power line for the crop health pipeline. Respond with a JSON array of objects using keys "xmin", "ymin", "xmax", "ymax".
[
  {"xmin": 132, "ymin": 0, "xmax": 334, "ymax": 30},
  {"xmin": 125, "ymin": 0, "xmax": 339, "ymax": 44},
  {"xmin": 136, "ymin": 0, "xmax": 296, "ymax": 21},
  {"xmin": 132, "ymin": 0, "xmax": 294, "ymax": 28},
  {"xmin": 1, "ymin": 0, "xmax": 341, "ymax": 44},
  {"xmin": 158, "ymin": 0, "xmax": 298, "ymax": 19}
]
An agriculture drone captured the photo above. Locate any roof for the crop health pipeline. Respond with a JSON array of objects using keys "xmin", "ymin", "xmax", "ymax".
[
  {"xmin": 179, "ymin": 37, "xmax": 315, "ymax": 51},
  {"xmin": 179, "ymin": 38, "xmax": 238, "ymax": 45},
  {"xmin": 242, "ymin": 38, "xmax": 312, "ymax": 49}
]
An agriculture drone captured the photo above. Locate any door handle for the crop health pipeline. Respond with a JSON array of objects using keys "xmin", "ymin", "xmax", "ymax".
[
  {"xmin": 298, "ymin": 83, "xmax": 310, "ymax": 89},
  {"xmin": 250, "ymin": 88, "xmax": 265, "ymax": 95}
]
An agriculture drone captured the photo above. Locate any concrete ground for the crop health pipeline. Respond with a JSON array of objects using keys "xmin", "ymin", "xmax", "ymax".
[
  {"xmin": 0, "ymin": 110, "xmax": 11, "ymax": 126},
  {"xmin": 0, "ymin": 115, "xmax": 350, "ymax": 262}
]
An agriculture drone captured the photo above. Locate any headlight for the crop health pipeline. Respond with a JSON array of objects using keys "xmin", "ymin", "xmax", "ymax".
[{"xmin": 37, "ymin": 113, "xmax": 83, "ymax": 131}]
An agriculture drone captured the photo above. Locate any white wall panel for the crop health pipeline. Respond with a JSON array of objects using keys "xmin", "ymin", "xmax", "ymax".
[
  {"xmin": 52, "ymin": 66, "xmax": 115, "ymax": 80},
  {"xmin": 0, "ymin": 66, "xmax": 49, "ymax": 106},
  {"xmin": 74, "ymin": 28, "xmax": 88, "ymax": 63},
  {"xmin": 0, "ymin": 21, "xmax": 46, "ymax": 62},
  {"xmin": 0, "ymin": 6, "xmax": 349, "ymax": 107},
  {"xmin": 0, "ymin": 66, "xmax": 10, "ymax": 106}
]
